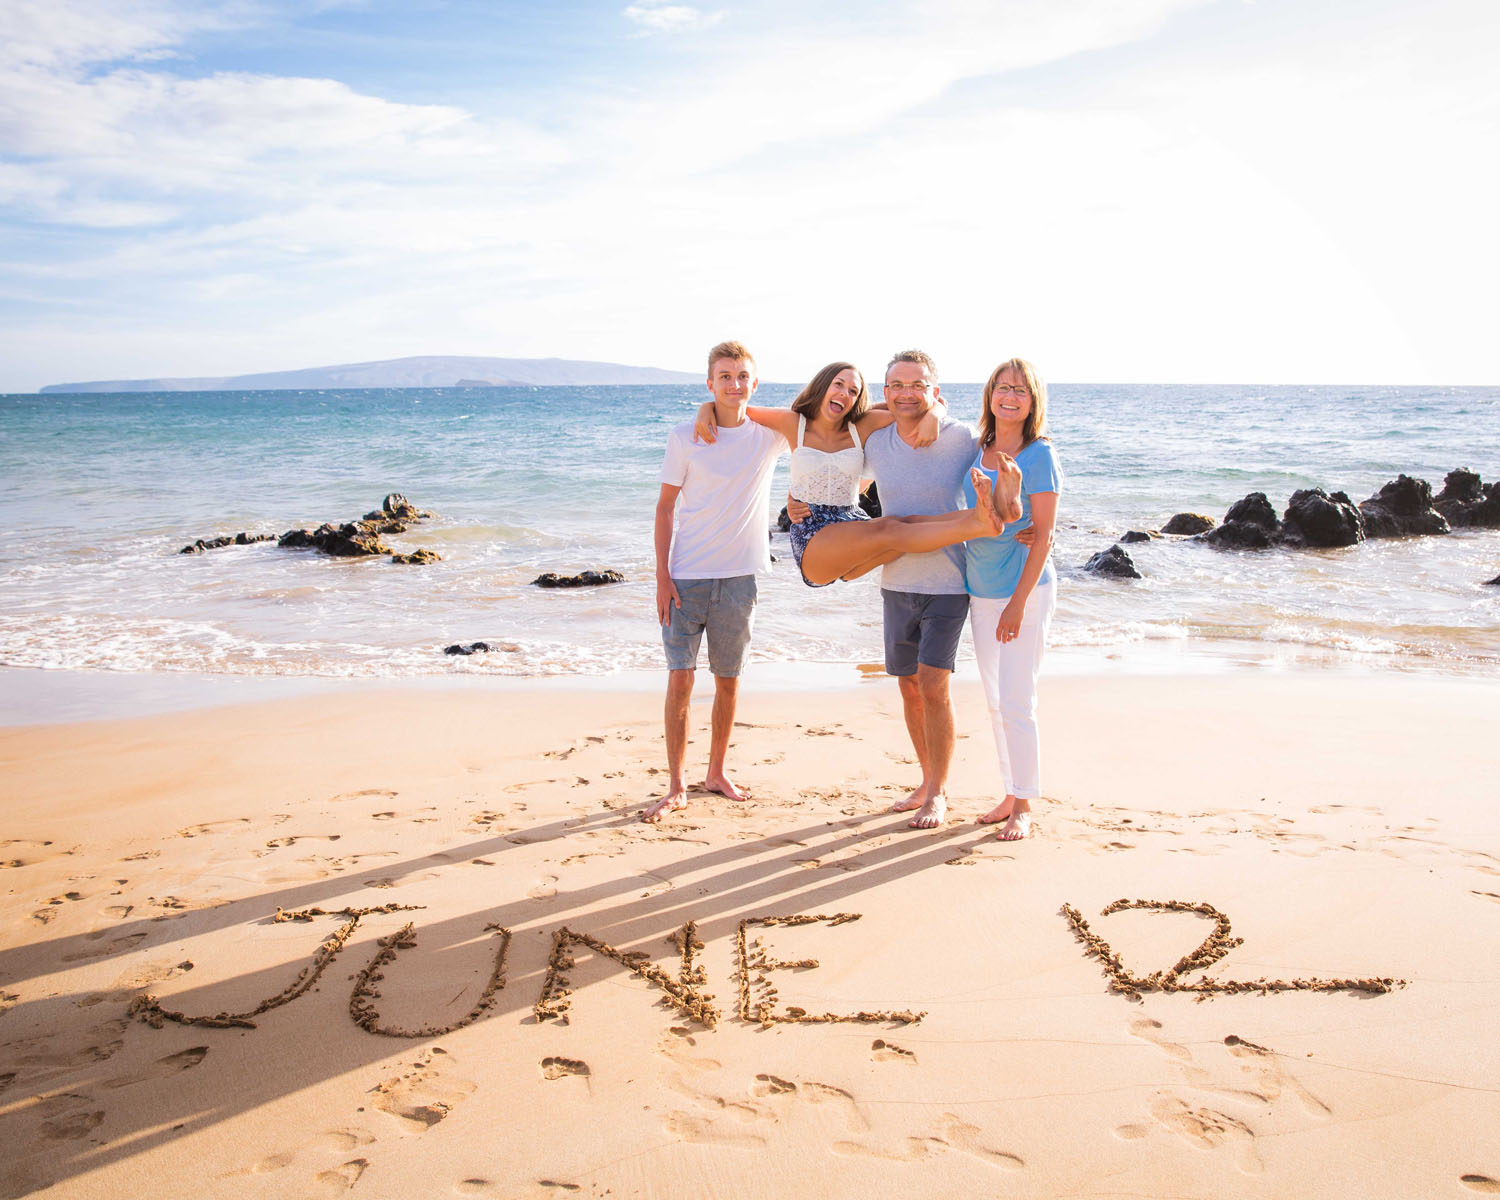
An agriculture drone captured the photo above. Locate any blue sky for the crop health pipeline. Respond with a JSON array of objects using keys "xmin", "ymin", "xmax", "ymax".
[{"xmin": 1, "ymin": 0, "xmax": 1496, "ymax": 390}]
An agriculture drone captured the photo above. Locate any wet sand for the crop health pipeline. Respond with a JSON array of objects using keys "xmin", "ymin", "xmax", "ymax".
[{"xmin": 2, "ymin": 671, "xmax": 1499, "ymax": 1198}]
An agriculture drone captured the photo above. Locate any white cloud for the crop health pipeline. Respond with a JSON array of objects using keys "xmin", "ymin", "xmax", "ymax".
[{"xmin": 621, "ymin": 2, "xmax": 725, "ymax": 34}]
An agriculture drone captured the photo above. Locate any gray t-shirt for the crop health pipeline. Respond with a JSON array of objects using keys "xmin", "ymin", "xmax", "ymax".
[{"xmin": 864, "ymin": 417, "xmax": 980, "ymax": 594}]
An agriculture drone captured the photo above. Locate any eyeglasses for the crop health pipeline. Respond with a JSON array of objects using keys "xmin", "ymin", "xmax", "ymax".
[
  {"xmin": 885, "ymin": 381, "xmax": 933, "ymax": 393},
  {"xmin": 992, "ymin": 384, "xmax": 1030, "ymax": 398}
]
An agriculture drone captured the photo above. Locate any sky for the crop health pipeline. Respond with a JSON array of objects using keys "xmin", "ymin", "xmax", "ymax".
[{"xmin": 1, "ymin": 0, "xmax": 1496, "ymax": 391}]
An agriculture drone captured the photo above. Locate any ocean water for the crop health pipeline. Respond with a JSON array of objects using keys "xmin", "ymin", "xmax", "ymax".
[{"xmin": 1, "ymin": 383, "xmax": 1497, "ymax": 684}]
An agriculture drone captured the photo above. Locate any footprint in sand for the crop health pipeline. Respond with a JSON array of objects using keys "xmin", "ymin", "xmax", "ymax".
[
  {"xmin": 871, "ymin": 1039, "xmax": 917, "ymax": 1064},
  {"xmin": 1129, "ymin": 1017, "xmax": 1193, "ymax": 1063},
  {"xmin": 177, "ymin": 818, "xmax": 253, "ymax": 838},
  {"xmin": 834, "ymin": 1114, "xmax": 1021, "ymax": 1168},
  {"xmin": 1224, "ymin": 1035, "xmax": 1330, "ymax": 1116},
  {"xmin": 1148, "ymin": 1096, "xmax": 1261, "ymax": 1173},
  {"xmin": 528, "ymin": 876, "xmax": 559, "ymax": 900},
  {"xmin": 103, "ymin": 1046, "xmax": 209, "ymax": 1089},
  {"xmin": 39, "ymin": 1108, "xmax": 106, "ymax": 1142},
  {"xmin": 265, "ymin": 835, "xmax": 342, "ymax": 848},
  {"xmin": 540, "ymin": 1057, "xmax": 590, "ymax": 1081},
  {"xmin": 1461, "ymin": 1177, "xmax": 1500, "ymax": 1194},
  {"xmin": 330, "ymin": 789, "xmax": 398, "ymax": 803},
  {"xmin": 662, "ymin": 1111, "xmax": 767, "ymax": 1149},
  {"xmin": 372, "ymin": 1054, "xmax": 477, "ymax": 1132},
  {"xmin": 309, "ymin": 1159, "xmax": 368, "ymax": 1196},
  {"xmin": 61, "ymin": 931, "xmax": 148, "ymax": 962}
]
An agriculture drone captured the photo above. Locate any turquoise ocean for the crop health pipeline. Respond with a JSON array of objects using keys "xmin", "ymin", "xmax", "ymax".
[{"xmin": 1, "ymin": 383, "xmax": 1497, "ymax": 693}]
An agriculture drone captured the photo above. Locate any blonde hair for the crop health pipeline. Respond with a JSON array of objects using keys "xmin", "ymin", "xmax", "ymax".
[
  {"xmin": 707, "ymin": 340, "xmax": 755, "ymax": 376},
  {"xmin": 977, "ymin": 358, "xmax": 1048, "ymax": 448}
]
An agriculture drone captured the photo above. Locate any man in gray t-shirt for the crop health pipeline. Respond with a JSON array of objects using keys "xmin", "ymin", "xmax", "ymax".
[{"xmin": 866, "ymin": 350, "xmax": 982, "ymax": 830}]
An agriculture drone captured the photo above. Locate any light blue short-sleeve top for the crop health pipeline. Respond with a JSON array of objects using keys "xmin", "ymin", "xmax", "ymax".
[{"xmin": 962, "ymin": 439, "xmax": 1062, "ymax": 600}]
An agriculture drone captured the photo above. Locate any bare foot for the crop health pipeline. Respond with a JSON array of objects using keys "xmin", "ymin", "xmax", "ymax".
[
  {"xmin": 995, "ymin": 807, "xmax": 1032, "ymax": 841},
  {"xmin": 990, "ymin": 454, "xmax": 1024, "ymax": 524},
  {"xmin": 978, "ymin": 796, "xmax": 1017, "ymax": 825},
  {"xmin": 907, "ymin": 794, "xmax": 947, "ymax": 829},
  {"xmin": 890, "ymin": 788, "xmax": 928, "ymax": 814},
  {"xmin": 703, "ymin": 772, "xmax": 747, "ymax": 802},
  {"xmin": 968, "ymin": 469, "xmax": 1005, "ymax": 537},
  {"xmin": 643, "ymin": 788, "xmax": 688, "ymax": 823}
]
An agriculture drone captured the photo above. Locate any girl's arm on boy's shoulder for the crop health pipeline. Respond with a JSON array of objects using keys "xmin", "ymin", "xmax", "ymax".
[{"xmin": 693, "ymin": 403, "xmax": 798, "ymax": 446}]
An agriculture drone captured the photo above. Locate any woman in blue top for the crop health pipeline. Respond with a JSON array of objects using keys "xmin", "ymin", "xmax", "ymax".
[{"xmin": 962, "ymin": 358, "xmax": 1061, "ymax": 842}]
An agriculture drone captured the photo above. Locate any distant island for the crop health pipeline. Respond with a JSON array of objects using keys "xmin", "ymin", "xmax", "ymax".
[{"xmin": 39, "ymin": 355, "xmax": 704, "ymax": 393}]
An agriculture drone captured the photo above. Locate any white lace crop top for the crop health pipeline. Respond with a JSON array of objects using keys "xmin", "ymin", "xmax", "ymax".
[{"xmin": 788, "ymin": 415, "xmax": 865, "ymax": 507}]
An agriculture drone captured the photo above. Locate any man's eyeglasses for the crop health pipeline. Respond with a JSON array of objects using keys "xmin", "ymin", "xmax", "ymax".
[
  {"xmin": 992, "ymin": 384, "xmax": 1030, "ymax": 398},
  {"xmin": 885, "ymin": 381, "xmax": 933, "ymax": 393}
]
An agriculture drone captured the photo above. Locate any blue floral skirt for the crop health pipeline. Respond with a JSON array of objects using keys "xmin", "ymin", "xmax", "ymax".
[{"xmin": 788, "ymin": 503, "xmax": 869, "ymax": 587}]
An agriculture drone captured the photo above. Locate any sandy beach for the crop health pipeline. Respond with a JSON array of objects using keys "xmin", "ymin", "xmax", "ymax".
[{"xmin": 3, "ymin": 670, "xmax": 1499, "ymax": 1199}]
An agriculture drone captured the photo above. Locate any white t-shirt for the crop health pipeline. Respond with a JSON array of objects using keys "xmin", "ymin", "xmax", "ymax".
[{"xmin": 659, "ymin": 419, "xmax": 786, "ymax": 578}]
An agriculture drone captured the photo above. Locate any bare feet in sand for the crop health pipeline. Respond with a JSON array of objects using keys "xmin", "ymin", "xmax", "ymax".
[
  {"xmin": 703, "ymin": 772, "xmax": 747, "ymax": 802},
  {"xmin": 978, "ymin": 796, "xmax": 1017, "ymax": 825},
  {"xmin": 994, "ymin": 801, "xmax": 1032, "ymax": 841},
  {"xmin": 893, "ymin": 790, "xmax": 946, "ymax": 829},
  {"xmin": 642, "ymin": 787, "xmax": 688, "ymax": 823}
]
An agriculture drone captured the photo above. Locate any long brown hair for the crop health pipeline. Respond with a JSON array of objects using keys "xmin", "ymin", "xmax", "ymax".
[
  {"xmin": 977, "ymin": 358, "xmax": 1048, "ymax": 449},
  {"xmin": 790, "ymin": 362, "xmax": 869, "ymax": 429}
]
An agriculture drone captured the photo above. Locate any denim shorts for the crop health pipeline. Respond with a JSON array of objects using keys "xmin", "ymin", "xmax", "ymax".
[
  {"xmin": 882, "ymin": 589, "xmax": 970, "ymax": 675},
  {"xmin": 661, "ymin": 575, "xmax": 757, "ymax": 676}
]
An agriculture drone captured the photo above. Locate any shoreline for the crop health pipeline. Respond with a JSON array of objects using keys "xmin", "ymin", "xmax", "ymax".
[{"xmin": 4, "ymin": 634, "xmax": 1496, "ymax": 728}]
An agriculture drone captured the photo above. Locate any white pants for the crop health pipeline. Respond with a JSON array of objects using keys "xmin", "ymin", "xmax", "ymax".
[{"xmin": 968, "ymin": 581, "xmax": 1056, "ymax": 800}]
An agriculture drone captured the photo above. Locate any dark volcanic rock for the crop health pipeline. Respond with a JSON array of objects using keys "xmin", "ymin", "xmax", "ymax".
[
  {"xmin": 279, "ymin": 522, "xmax": 391, "ymax": 556},
  {"xmin": 1434, "ymin": 469, "xmax": 1500, "ymax": 529},
  {"xmin": 391, "ymin": 548, "xmax": 440, "ymax": 565},
  {"xmin": 1119, "ymin": 530, "xmax": 1154, "ymax": 544},
  {"xmin": 179, "ymin": 531, "xmax": 275, "ymax": 554},
  {"xmin": 1224, "ymin": 492, "xmax": 1279, "ymax": 530},
  {"xmin": 1201, "ymin": 522, "xmax": 1275, "ymax": 550},
  {"xmin": 1486, "ymin": 574, "xmax": 1500, "ymax": 587},
  {"xmin": 1280, "ymin": 488, "xmax": 1364, "ymax": 548},
  {"xmin": 532, "ymin": 570, "xmax": 626, "ymax": 588},
  {"xmin": 776, "ymin": 507, "xmax": 792, "ymax": 533},
  {"xmin": 1083, "ymin": 544, "xmax": 1141, "ymax": 579},
  {"xmin": 1200, "ymin": 492, "xmax": 1280, "ymax": 550},
  {"xmin": 1161, "ymin": 512, "xmax": 1215, "ymax": 535},
  {"xmin": 1358, "ymin": 475, "xmax": 1449, "ymax": 538},
  {"xmin": 363, "ymin": 492, "xmax": 431, "ymax": 522},
  {"xmin": 445, "ymin": 641, "xmax": 491, "ymax": 655}
]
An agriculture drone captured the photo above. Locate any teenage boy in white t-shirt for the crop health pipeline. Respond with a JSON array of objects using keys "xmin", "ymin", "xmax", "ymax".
[{"xmin": 643, "ymin": 341, "xmax": 785, "ymax": 823}]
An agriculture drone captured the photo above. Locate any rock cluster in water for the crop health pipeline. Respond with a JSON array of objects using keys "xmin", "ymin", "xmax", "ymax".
[
  {"xmin": 1083, "ymin": 468, "xmax": 1499, "ymax": 582},
  {"xmin": 179, "ymin": 493, "xmax": 440, "ymax": 564},
  {"xmin": 531, "ymin": 570, "xmax": 626, "ymax": 588}
]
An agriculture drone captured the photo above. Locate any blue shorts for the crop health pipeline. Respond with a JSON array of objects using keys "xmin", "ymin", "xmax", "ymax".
[
  {"xmin": 661, "ymin": 575, "xmax": 757, "ymax": 676},
  {"xmin": 788, "ymin": 503, "xmax": 869, "ymax": 587},
  {"xmin": 882, "ymin": 589, "xmax": 970, "ymax": 675}
]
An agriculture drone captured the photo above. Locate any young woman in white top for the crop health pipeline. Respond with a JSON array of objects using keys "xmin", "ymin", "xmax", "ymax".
[{"xmin": 695, "ymin": 362, "xmax": 1020, "ymax": 586}]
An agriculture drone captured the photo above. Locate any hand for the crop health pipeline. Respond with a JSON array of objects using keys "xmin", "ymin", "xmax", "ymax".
[
  {"xmin": 692, "ymin": 402, "xmax": 719, "ymax": 445},
  {"xmin": 786, "ymin": 496, "xmax": 811, "ymax": 524},
  {"xmin": 913, "ymin": 408, "xmax": 941, "ymax": 447},
  {"xmin": 1013, "ymin": 525, "xmax": 1036, "ymax": 547},
  {"xmin": 995, "ymin": 598, "xmax": 1025, "ymax": 643},
  {"xmin": 656, "ymin": 576, "xmax": 681, "ymax": 626}
]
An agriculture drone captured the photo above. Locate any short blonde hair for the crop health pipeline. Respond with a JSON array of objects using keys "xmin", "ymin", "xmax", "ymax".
[{"xmin": 707, "ymin": 340, "xmax": 755, "ymax": 376}]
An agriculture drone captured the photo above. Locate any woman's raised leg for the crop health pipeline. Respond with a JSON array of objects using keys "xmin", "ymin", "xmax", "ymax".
[{"xmin": 799, "ymin": 467, "xmax": 1017, "ymax": 586}]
